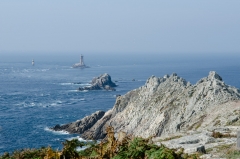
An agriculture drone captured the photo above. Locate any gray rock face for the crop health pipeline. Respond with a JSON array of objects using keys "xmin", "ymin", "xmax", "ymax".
[
  {"xmin": 52, "ymin": 111, "xmax": 105, "ymax": 134},
  {"xmin": 78, "ymin": 73, "xmax": 116, "ymax": 91},
  {"xmin": 80, "ymin": 71, "xmax": 240, "ymax": 140},
  {"xmin": 156, "ymin": 129, "xmax": 237, "ymax": 155},
  {"xmin": 54, "ymin": 71, "xmax": 240, "ymax": 152}
]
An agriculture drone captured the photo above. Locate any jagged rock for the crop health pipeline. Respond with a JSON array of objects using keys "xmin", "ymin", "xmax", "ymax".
[
  {"xmin": 156, "ymin": 130, "xmax": 235, "ymax": 155},
  {"xmin": 51, "ymin": 111, "xmax": 105, "ymax": 134},
  {"xmin": 55, "ymin": 71, "xmax": 240, "ymax": 145},
  {"xmin": 78, "ymin": 71, "xmax": 240, "ymax": 140},
  {"xmin": 78, "ymin": 73, "xmax": 116, "ymax": 91},
  {"xmin": 81, "ymin": 110, "xmax": 112, "ymax": 139}
]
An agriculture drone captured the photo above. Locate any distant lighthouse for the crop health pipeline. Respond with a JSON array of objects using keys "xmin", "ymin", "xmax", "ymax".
[
  {"xmin": 80, "ymin": 55, "xmax": 84, "ymax": 66},
  {"xmin": 32, "ymin": 59, "xmax": 34, "ymax": 66},
  {"xmin": 72, "ymin": 54, "xmax": 89, "ymax": 68}
]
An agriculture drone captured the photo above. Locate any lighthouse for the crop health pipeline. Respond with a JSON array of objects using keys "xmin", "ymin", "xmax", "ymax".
[
  {"xmin": 80, "ymin": 55, "xmax": 84, "ymax": 66},
  {"xmin": 32, "ymin": 59, "xmax": 34, "ymax": 66},
  {"xmin": 72, "ymin": 54, "xmax": 89, "ymax": 68}
]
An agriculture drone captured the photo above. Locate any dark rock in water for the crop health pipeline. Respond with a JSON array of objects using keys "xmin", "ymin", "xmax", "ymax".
[
  {"xmin": 73, "ymin": 82, "xmax": 81, "ymax": 84},
  {"xmin": 51, "ymin": 111, "xmax": 105, "ymax": 134},
  {"xmin": 53, "ymin": 124, "xmax": 62, "ymax": 130},
  {"xmin": 91, "ymin": 73, "xmax": 116, "ymax": 87},
  {"xmin": 78, "ymin": 73, "xmax": 116, "ymax": 91}
]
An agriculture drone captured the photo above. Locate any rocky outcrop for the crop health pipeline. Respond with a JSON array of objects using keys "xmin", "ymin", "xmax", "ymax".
[
  {"xmin": 55, "ymin": 71, "xmax": 240, "ymax": 143},
  {"xmin": 52, "ymin": 111, "xmax": 105, "ymax": 134},
  {"xmin": 51, "ymin": 71, "xmax": 240, "ymax": 157},
  {"xmin": 80, "ymin": 71, "xmax": 240, "ymax": 140},
  {"xmin": 78, "ymin": 73, "xmax": 116, "ymax": 91}
]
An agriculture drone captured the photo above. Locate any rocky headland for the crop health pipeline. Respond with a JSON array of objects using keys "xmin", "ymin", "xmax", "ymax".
[
  {"xmin": 52, "ymin": 111, "xmax": 105, "ymax": 134},
  {"xmin": 78, "ymin": 73, "xmax": 117, "ymax": 91},
  {"xmin": 53, "ymin": 71, "xmax": 240, "ymax": 157}
]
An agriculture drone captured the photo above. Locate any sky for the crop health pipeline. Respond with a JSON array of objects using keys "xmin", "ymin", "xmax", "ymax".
[{"xmin": 0, "ymin": 1, "xmax": 240, "ymax": 58}]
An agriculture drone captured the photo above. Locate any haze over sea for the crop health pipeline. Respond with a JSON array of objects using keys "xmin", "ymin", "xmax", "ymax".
[{"xmin": 0, "ymin": 54, "xmax": 240, "ymax": 154}]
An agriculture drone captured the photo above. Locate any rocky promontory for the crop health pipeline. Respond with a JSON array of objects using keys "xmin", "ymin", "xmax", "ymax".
[
  {"xmin": 78, "ymin": 73, "xmax": 116, "ymax": 91},
  {"xmin": 52, "ymin": 111, "xmax": 105, "ymax": 134},
  {"xmin": 53, "ymin": 71, "xmax": 240, "ymax": 156}
]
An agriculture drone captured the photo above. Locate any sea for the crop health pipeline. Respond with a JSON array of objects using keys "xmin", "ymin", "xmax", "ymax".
[{"xmin": 0, "ymin": 54, "xmax": 240, "ymax": 154}]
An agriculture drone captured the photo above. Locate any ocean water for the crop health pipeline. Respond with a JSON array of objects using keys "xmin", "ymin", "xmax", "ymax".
[{"xmin": 0, "ymin": 55, "xmax": 240, "ymax": 154}]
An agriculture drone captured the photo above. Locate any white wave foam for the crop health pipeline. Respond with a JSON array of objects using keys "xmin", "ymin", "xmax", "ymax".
[
  {"xmin": 68, "ymin": 90, "xmax": 78, "ymax": 92},
  {"xmin": 65, "ymin": 136, "xmax": 91, "ymax": 151},
  {"xmin": 69, "ymin": 90, "xmax": 88, "ymax": 92},
  {"xmin": 60, "ymin": 83, "xmax": 91, "ymax": 86},
  {"xmin": 44, "ymin": 127, "xmax": 69, "ymax": 135},
  {"xmin": 50, "ymin": 103, "xmax": 57, "ymax": 106},
  {"xmin": 66, "ymin": 136, "xmax": 94, "ymax": 143},
  {"xmin": 60, "ymin": 83, "xmax": 73, "ymax": 85},
  {"xmin": 79, "ymin": 83, "xmax": 91, "ymax": 86},
  {"xmin": 41, "ymin": 69, "xmax": 49, "ymax": 72},
  {"xmin": 57, "ymin": 100, "xmax": 62, "ymax": 104},
  {"xmin": 30, "ymin": 102, "xmax": 36, "ymax": 106}
]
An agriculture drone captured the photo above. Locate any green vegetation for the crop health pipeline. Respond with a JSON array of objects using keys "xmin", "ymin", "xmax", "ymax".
[
  {"xmin": 225, "ymin": 150, "xmax": 240, "ymax": 159},
  {"xmin": 206, "ymin": 143, "xmax": 240, "ymax": 159},
  {"xmin": 0, "ymin": 126, "xmax": 201, "ymax": 159}
]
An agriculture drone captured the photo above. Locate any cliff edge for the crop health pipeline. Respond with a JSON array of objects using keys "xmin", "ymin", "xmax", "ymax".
[
  {"xmin": 80, "ymin": 71, "xmax": 240, "ymax": 140},
  {"xmin": 54, "ymin": 71, "xmax": 240, "ymax": 141}
]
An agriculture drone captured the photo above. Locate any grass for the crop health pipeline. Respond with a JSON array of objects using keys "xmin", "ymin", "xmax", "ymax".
[
  {"xmin": 225, "ymin": 150, "xmax": 240, "ymax": 159},
  {"xmin": 206, "ymin": 144, "xmax": 237, "ymax": 158},
  {"xmin": 212, "ymin": 144, "xmax": 240, "ymax": 159},
  {"xmin": 205, "ymin": 148, "xmax": 213, "ymax": 154}
]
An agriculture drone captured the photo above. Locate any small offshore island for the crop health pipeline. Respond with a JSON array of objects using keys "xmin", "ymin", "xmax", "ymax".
[{"xmin": 78, "ymin": 73, "xmax": 117, "ymax": 91}]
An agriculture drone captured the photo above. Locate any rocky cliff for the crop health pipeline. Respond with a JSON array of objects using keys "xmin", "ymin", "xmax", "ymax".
[
  {"xmin": 54, "ymin": 71, "xmax": 240, "ymax": 142},
  {"xmin": 79, "ymin": 71, "xmax": 240, "ymax": 140}
]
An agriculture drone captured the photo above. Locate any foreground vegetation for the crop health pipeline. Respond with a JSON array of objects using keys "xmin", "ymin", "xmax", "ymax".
[{"xmin": 1, "ymin": 126, "xmax": 202, "ymax": 159}]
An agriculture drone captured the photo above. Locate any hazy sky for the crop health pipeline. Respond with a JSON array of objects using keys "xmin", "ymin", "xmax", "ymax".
[{"xmin": 0, "ymin": 1, "xmax": 240, "ymax": 56}]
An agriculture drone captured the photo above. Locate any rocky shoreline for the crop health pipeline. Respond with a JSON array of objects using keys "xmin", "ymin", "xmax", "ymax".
[{"xmin": 52, "ymin": 71, "xmax": 240, "ymax": 156}]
